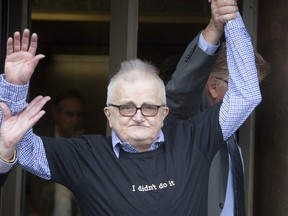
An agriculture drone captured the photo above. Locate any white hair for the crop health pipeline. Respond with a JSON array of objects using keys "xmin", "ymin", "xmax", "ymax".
[{"xmin": 106, "ymin": 58, "xmax": 166, "ymax": 105}]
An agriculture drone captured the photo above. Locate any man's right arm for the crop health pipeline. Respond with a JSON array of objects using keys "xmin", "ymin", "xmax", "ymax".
[{"xmin": 0, "ymin": 29, "xmax": 45, "ymax": 176}]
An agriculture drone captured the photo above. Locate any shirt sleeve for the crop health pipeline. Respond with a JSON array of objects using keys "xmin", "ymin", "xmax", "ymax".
[
  {"xmin": 17, "ymin": 132, "xmax": 51, "ymax": 180},
  {"xmin": 0, "ymin": 74, "xmax": 29, "ymax": 115},
  {"xmin": 198, "ymin": 31, "xmax": 220, "ymax": 55},
  {"xmin": 0, "ymin": 74, "xmax": 51, "ymax": 179},
  {"xmin": 219, "ymin": 12, "xmax": 262, "ymax": 140},
  {"xmin": 0, "ymin": 159, "xmax": 16, "ymax": 173},
  {"xmin": 0, "ymin": 74, "xmax": 29, "ymax": 172}
]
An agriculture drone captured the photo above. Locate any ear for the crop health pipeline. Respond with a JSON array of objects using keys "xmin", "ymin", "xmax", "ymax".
[
  {"xmin": 161, "ymin": 107, "xmax": 169, "ymax": 120},
  {"xmin": 206, "ymin": 77, "xmax": 219, "ymax": 101},
  {"xmin": 163, "ymin": 107, "xmax": 169, "ymax": 117},
  {"xmin": 104, "ymin": 107, "xmax": 112, "ymax": 128}
]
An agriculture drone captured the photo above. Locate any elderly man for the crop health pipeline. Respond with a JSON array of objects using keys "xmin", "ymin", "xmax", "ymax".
[
  {"xmin": 0, "ymin": 0, "xmax": 235, "ymax": 187},
  {"xmin": 0, "ymin": 1, "xmax": 261, "ymax": 216}
]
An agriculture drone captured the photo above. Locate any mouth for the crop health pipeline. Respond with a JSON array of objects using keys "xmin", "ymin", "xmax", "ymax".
[{"xmin": 129, "ymin": 124, "xmax": 148, "ymax": 128}]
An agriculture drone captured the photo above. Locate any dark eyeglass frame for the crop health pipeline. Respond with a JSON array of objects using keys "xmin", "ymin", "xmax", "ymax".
[
  {"xmin": 109, "ymin": 103, "xmax": 166, "ymax": 117},
  {"xmin": 213, "ymin": 76, "xmax": 228, "ymax": 84}
]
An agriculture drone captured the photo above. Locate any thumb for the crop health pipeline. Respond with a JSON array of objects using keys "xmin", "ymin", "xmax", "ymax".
[
  {"xmin": 32, "ymin": 54, "xmax": 45, "ymax": 69},
  {"xmin": 0, "ymin": 102, "xmax": 12, "ymax": 122},
  {"xmin": 34, "ymin": 54, "xmax": 45, "ymax": 61}
]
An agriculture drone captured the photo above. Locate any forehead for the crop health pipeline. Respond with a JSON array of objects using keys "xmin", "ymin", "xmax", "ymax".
[{"xmin": 113, "ymin": 79, "xmax": 162, "ymax": 105}]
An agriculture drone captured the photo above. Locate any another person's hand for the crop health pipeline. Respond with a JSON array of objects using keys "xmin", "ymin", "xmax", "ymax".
[
  {"xmin": 204, "ymin": 0, "xmax": 238, "ymax": 44},
  {"xmin": 4, "ymin": 29, "xmax": 45, "ymax": 85},
  {"xmin": 0, "ymin": 95, "xmax": 51, "ymax": 161}
]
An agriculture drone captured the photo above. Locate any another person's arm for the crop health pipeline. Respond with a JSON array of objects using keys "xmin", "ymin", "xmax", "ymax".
[
  {"xmin": 164, "ymin": 33, "xmax": 218, "ymax": 120},
  {"xmin": 165, "ymin": 0, "xmax": 238, "ymax": 119}
]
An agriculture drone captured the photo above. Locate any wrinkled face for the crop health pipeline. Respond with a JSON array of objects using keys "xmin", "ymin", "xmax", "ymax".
[
  {"xmin": 54, "ymin": 98, "xmax": 84, "ymax": 138},
  {"xmin": 104, "ymin": 79, "xmax": 169, "ymax": 152}
]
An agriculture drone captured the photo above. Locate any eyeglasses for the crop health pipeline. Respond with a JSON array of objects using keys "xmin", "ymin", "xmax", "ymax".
[
  {"xmin": 213, "ymin": 76, "xmax": 228, "ymax": 84},
  {"xmin": 109, "ymin": 103, "xmax": 166, "ymax": 117}
]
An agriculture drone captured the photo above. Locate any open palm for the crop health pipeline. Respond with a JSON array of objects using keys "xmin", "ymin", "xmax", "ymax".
[
  {"xmin": 0, "ymin": 96, "xmax": 50, "ymax": 161},
  {"xmin": 4, "ymin": 29, "xmax": 45, "ymax": 85}
]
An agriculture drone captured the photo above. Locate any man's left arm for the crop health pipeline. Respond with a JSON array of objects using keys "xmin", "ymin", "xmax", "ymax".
[{"xmin": 220, "ymin": 12, "xmax": 262, "ymax": 140}]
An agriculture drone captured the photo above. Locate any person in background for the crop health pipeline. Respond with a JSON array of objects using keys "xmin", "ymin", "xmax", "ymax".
[
  {"xmin": 26, "ymin": 89, "xmax": 84, "ymax": 216},
  {"xmin": 161, "ymin": 42, "xmax": 270, "ymax": 216},
  {"xmin": 37, "ymin": 89, "xmax": 85, "ymax": 138},
  {"xmin": 204, "ymin": 43, "xmax": 269, "ymax": 215},
  {"xmin": 0, "ymin": 3, "xmax": 262, "ymax": 215}
]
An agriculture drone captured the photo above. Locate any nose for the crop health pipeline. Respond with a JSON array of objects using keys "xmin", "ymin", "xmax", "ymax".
[{"xmin": 132, "ymin": 109, "xmax": 144, "ymax": 122}]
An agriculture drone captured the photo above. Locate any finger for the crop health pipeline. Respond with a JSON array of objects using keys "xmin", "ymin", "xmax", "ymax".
[
  {"xmin": 28, "ymin": 33, "xmax": 38, "ymax": 56},
  {"xmin": 26, "ymin": 95, "xmax": 50, "ymax": 108},
  {"xmin": 21, "ymin": 29, "xmax": 30, "ymax": 52},
  {"xmin": 216, "ymin": 5, "xmax": 238, "ymax": 16},
  {"xmin": 218, "ymin": 0, "xmax": 238, "ymax": 7},
  {"xmin": 22, "ymin": 96, "xmax": 51, "ymax": 127},
  {"xmin": 222, "ymin": 13, "xmax": 238, "ymax": 22},
  {"xmin": 217, "ymin": 6, "xmax": 238, "ymax": 22},
  {"xmin": 27, "ymin": 95, "xmax": 45, "ymax": 106},
  {"xmin": 13, "ymin": 31, "xmax": 21, "ymax": 52},
  {"xmin": 6, "ymin": 37, "xmax": 14, "ymax": 56},
  {"xmin": 32, "ymin": 54, "xmax": 46, "ymax": 67},
  {"xmin": 0, "ymin": 102, "xmax": 12, "ymax": 122},
  {"xmin": 28, "ymin": 110, "xmax": 46, "ymax": 128},
  {"xmin": 25, "ymin": 96, "xmax": 51, "ymax": 114}
]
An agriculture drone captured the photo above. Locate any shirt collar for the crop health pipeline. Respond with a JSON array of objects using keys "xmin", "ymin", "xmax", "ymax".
[{"xmin": 111, "ymin": 130, "xmax": 165, "ymax": 158}]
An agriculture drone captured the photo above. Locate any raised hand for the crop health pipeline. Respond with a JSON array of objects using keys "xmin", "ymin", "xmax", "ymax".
[
  {"xmin": 4, "ymin": 29, "xmax": 45, "ymax": 85},
  {"xmin": 204, "ymin": 0, "xmax": 238, "ymax": 44},
  {"xmin": 210, "ymin": 0, "xmax": 238, "ymax": 29},
  {"xmin": 0, "ymin": 95, "xmax": 51, "ymax": 161}
]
